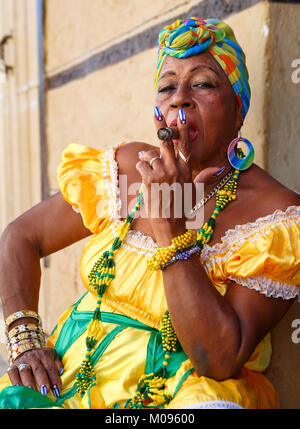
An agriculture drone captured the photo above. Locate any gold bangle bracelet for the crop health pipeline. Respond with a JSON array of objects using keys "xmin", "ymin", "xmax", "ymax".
[
  {"xmin": 8, "ymin": 341, "xmax": 43, "ymax": 365},
  {"xmin": 5, "ymin": 310, "xmax": 42, "ymax": 330},
  {"xmin": 9, "ymin": 332, "xmax": 45, "ymax": 344},
  {"xmin": 7, "ymin": 323, "xmax": 42, "ymax": 339},
  {"xmin": 8, "ymin": 338, "xmax": 42, "ymax": 350}
]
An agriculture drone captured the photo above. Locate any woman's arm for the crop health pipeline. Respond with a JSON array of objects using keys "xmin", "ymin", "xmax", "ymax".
[
  {"xmin": 146, "ymin": 183, "xmax": 298, "ymax": 380},
  {"xmin": 156, "ymin": 235, "xmax": 294, "ymax": 380},
  {"xmin": 0, "ymin": 192, "xmax": 92, "ymax": 393},
  {"xmin": 0, "ymin": 192, "xmax": 92, "ymax": 320}
]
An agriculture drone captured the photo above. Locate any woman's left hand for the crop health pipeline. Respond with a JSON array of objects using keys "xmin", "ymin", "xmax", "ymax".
[{"xmin": 136, "ymin": 109, "xmax": 194, "ymax": 234}]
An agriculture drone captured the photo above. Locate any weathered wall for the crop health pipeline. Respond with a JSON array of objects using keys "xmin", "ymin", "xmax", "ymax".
[
  {"xmin": 0, "ymin": 0, "xmax": 42, "ymax": 374},
  {"xmin": 0, "ymin": 0, "xmax": 41, "ymax": 230},
  {"xmin": 0, "ymin": 0, "xmax": 299, "ymax": 408},
  {"xmin": 267, "ymin": 2, "xmax": 300, "ymax": 193},
  {"xmin": 263, "ymin": 2, "xmax": 300, "ymax": 409}
]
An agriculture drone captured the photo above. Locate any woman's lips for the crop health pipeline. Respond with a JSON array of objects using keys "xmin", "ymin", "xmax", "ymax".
[{"xmin": 169, "ymin": 119, "xmax": 200, "ymax": 143}]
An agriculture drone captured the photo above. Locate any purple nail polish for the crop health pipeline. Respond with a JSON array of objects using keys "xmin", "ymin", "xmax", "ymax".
[
  {"xmin": 58, "ymin": 367, "xmax": 64, "ymax": 376},
  {"xmin": 179, "ymin": 109, "xmax": 186, "ymax": 124},
  {"xmin": 154, "ymin": 106, "xmax": 163, "ymax": 121}
]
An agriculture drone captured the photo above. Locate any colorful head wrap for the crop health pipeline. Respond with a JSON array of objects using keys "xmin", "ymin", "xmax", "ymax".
[{"xmin": 155, "ymin": 17, "xmax": 250, "ymax": 119}]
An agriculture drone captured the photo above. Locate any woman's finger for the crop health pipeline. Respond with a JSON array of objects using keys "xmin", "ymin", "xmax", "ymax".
[
  {"xmin": 154, "ymin": 106, "xmax": 177, "ymax": 166},
  {"xmin": 7, "ymin": 365, "xmax": 22, "ymax": 386},
  {"xmin": 43, "ymin": 345, "xmax": 64, "ymax": 375},
  {"xmin": 39, "ymin": 348, "xmax": 63, "ymax": 398},
  {"xmin": 30, "ymin": 359, "xmax": 51, "ymax": 396},
  {"xmin": 193, "ymin": 167, "xmax": 225, "ymax": 184},
  {"xmin": 17, "ymin": 362, "xmax": 36, "ymax": 390},
  {"xmin": 54, "ymin": 354, "xmax": 64, "ymax": 377},
  {"xmin": 176, "ymin": 109, "xmax": 192, "ymax": 168},
  {"xmin": 136, "ymin": 159, "xmax": 156, "ymax": 189},
  {"xmin": 154, "ymin": 106, "xmax": 165, "ymax": 124},
  {"xmin": 138, "ymin": 149, "xmax": 162, "ymax": 170}
]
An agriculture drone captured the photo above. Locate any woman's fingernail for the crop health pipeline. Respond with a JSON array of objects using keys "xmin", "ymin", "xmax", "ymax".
[
  {"xmin": 215, "ymin": 167, "xmax": 225, "ymax": 176},
  {"xmin": 179, "ymin": 109, "xmax": 186, "ymax": 124},
  {"xmin": 58, "ymin": 367, "xmax": 64, "ymax": 376},
  {"xmin": 138, "ymin": 151, "xmax": 146, "ymax": 157},
  {"xmin": 154, "ymin": 106, "xmax": 163, "ymax": 121},
  {"xmin": 52, "ymin": 385, "xmax": 60, "ymax": 398},
  {"xmin": 40, "ymin": 385, "xmax": 48, "ymax": 396}
]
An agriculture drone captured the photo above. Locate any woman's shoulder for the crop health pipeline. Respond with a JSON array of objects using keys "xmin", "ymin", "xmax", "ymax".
[
  {"xmin": 116, "ymin": 141, "xmax": 157, "ymax": 178},
  {"xmin": 116, "ymin": 141, "xmax": 157, "ymax": 161}
]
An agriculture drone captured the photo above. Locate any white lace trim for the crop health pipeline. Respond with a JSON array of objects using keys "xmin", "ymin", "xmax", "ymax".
[
  {"xmin": 104, "ymin": 142, "xmax": 158, "ymax": 256},
  {"xmin": 201, "ymin": 206, "xmax": 300, "ymax": 264},
  {"xmin": 180, "ymin": 400, "xmax": 244, "ymax": 409},
  {"xmin": 228, "ymin": 275, "xmax": 300, "ymax": 302},
  {"xmin": 102, "ymin": 143, "xmax": 123, "ymax": 221},
  {"xmin": 109, "ymin": 219, "xmax": 157, "ymax": 257},
  {"xmin": 201, "ymin": 208, "xmax": 299, "ymax": 271},
  {"xmin": 200, "ymin": 207, "xmax": 300, "ymax": 301}
]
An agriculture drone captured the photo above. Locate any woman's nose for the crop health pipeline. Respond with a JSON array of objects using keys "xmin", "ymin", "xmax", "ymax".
[{"xmin": 170, "ymin": 85, "xmax": 194, "ymax": 110}]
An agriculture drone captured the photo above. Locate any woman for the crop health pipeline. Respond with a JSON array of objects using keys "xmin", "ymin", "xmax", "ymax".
[{"xmin": 0, "ymin": 17, "xmax": 299, "ymax": 409}]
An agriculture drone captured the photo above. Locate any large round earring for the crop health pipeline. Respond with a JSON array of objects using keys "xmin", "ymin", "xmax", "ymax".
[{"xmin": 227, "ymin": 137, "xmax": 254, "ymax": 170}]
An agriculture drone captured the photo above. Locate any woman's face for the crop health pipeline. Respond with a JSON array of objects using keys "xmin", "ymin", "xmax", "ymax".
[{"xmin": 155, "ymin": 52, "xmax": 243, "ymax": 170}]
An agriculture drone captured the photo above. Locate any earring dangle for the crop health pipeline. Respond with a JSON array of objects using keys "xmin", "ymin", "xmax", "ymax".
[{"xmin": 227, "ymin": 137, "xmax": 254, "ymax": 171}]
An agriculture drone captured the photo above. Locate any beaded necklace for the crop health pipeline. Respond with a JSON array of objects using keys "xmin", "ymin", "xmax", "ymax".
[{"xmin": 75, "ymin": 168, "xmax": 240, "ymax": 408}]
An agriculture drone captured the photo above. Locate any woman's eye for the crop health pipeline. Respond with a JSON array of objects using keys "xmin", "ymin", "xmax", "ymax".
[
  {"xmin": 193, "ymin": 82, "xmax": 214, "ymax": 89},
  {"xmin": 158, "ymin": 85, "xmax": 175, "ymax": 93}
]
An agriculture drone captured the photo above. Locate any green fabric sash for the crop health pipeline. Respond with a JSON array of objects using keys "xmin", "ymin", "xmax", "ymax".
[{"xmin": 0, "ymin": 386, "xmax": 60, "ymax": 409}]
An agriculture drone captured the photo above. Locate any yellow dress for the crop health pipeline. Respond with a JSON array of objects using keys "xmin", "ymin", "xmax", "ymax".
[{"xmin": 0, "ymin": 142, "xmax": 299, "ymax": 409}]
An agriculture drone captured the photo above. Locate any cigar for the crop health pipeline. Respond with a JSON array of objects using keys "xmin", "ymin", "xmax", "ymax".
[{"xmin": 157, "ymin": 126, "xmax": 179, "ymax": 141}]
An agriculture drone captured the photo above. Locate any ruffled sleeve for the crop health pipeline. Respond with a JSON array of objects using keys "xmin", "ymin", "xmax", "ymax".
[
  {"xmin": 202, "ymin": 206, "xmax": 300, "ymax": 301},
  {"xmin": 57, "ymin": 142, "xmax": 119, "ymax": 234}
]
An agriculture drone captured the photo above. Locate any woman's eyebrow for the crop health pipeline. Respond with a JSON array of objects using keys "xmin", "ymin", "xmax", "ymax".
[
  {"xmin": 159, "ymin": 70, "xmax": 176, "ymax": 80},
  {"xmin": 159, "ymin": 64, "xmax": 220, "ymax": 81},
  {"xmin": 189, "ymin": 65, "xmax": 220, "ymax": 75}
]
